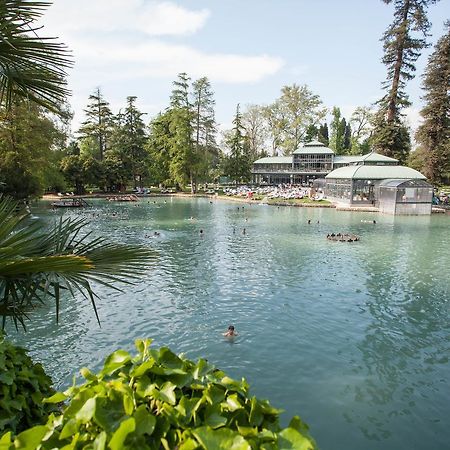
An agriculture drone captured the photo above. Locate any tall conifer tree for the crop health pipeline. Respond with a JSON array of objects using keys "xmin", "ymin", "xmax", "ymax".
[
  {"xmin": 415, "ymin": 21, "xmax": 450, "ymax": 184},
  {"xmin": 78, "ymin": 88, "xmax": 114, "ymax": 160},
  {"xmin": 225, "ymin": 105, "xmax": 251, "ymax": 184},
  {"xmin": 168, "ymin": 73, "xmax": 196, "ymax": 191},
  {"xmin": 191, "ymin": 77, "xmax": 218, "ymax": 183},
  {"xmin": 372, "ymin": 0, "xmax": 437, "ymax": 162}
]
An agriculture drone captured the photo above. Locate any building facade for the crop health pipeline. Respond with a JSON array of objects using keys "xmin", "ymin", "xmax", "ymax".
[
  {"xmin": 324, "ymin": 165, "xmax": 428, "ymax": 208},
  {"xmin": 252, "ymin": 140, "xmax": 399, "ymax": 185}
]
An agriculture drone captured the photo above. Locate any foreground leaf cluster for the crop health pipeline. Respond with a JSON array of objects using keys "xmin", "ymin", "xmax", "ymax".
[
  {"xmin": 0, "ymin": 336, "xmax": 56, "ymax": 434},
  {"xmin": 0, "ymin": 339, "xmax": 317, "ymax": 449}
]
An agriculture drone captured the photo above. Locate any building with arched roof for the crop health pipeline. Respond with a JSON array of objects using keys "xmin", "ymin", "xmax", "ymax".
[{"xmin": 252, "ymin": 141, "xmax": 399, "ymax": 185}]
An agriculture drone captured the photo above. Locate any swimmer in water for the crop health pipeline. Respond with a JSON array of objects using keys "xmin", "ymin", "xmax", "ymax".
[{"xmin": 223, "ymin": 325, "xmax": 238, "ymax": 337}]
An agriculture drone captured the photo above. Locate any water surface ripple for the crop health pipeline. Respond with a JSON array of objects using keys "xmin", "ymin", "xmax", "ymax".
[{"xmin": 8, "ymin": 198, "xmax": 450, "ymax": 450}]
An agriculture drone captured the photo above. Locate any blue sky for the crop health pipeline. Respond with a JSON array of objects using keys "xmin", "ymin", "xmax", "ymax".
[{"xmin": 40, "ymin": 0, "xmax": 449, "ymax": 133}]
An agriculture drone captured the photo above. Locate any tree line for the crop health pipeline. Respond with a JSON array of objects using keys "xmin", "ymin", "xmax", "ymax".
[{"xmin": 0, "ymin": 0, "xmax": 448, "ymax": 199}]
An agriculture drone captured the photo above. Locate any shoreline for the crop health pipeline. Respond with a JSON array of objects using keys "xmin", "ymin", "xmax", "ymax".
[
  {"xmin": 40, "ymin": 193, "xmax": 448, "ymax": 214},
  {"xmin": 41, "ymin": 192, "xmax": 335, "ymax": 209}
]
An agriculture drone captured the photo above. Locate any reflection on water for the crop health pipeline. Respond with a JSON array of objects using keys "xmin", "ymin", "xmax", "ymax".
[{"xmin": 8, "ymin": 198, "xmax": 450, "ymax": 450}]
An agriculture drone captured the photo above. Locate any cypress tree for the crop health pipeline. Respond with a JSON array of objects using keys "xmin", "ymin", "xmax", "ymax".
[
  {"xmin": 415, "ymin": 21, "xmax": 450, "ymax": 184},
  {"xmin": 343, "ymin": 121, "xmax": 352, "ymax": 152},
  {"xmin": 318, "ymin": 123, "xmax": 329, "ymax": 146}
]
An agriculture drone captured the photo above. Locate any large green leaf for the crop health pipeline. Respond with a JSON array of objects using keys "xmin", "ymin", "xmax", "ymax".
[
  {"xmin": 277, "ymin": 427, "xmax": 316, "ymax": 450},
  {"xmin": 192, "ymin": 426, "xmax": 251, "ymax": 450},
  {"xmin": 109, "ymin": 417, "xmax": 135, "ymax": 450},
  {"xmin": 101, "ymin": 350, "xmax": 132, "ymax": 376}
]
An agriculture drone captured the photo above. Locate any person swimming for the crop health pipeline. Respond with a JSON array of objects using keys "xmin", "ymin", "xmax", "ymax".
[{"xmin": 223, "ymin": 325, "xmax": 238, "ymax": 337}]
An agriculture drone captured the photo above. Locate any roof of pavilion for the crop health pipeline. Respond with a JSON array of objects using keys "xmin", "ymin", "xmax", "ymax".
[
  {"xmin": 325, "ymin": 165, "xmax": 426, "ymax": 180},
  {"xmin": 293, "ymin": 140, "xmax": 334, "ymax": 155},
  {"xmin": 333, "ymin": 152, "xmax": 399, "ymax": 165},
  {"xmin": 253, "ymin": 156, "xmax": 292, "ymax": 164}
]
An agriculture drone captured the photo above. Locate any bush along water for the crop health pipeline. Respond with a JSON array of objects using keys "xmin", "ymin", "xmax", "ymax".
[
  {"xmin": 0, "ymin": 336, "xmax": 56, "ymax": 434},
  {"xmin": 0, "ymin": 339, "xmax": 316, "ymax": 449}
]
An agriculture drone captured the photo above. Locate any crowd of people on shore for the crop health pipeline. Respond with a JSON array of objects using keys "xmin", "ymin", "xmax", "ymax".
[{"xmin": 223, "ymin": 184, "xmax": 325, "ymax": 201}]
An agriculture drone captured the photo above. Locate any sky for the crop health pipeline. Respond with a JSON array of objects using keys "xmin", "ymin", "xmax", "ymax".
[{"xmin": 39, "ymin": 0, "xmax": 450, "ymax": 135}]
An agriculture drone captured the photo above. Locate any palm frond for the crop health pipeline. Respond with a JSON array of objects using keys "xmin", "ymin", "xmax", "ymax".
[
  {"xmin": 0, "ymin": 0, "xmax": 73, "ymax": 113},
  {"xmin": 0, "ymin": 196, "xmax": 156, "ymax": 330}
]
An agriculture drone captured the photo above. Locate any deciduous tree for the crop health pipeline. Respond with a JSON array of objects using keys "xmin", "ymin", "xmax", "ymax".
[
  {"xmin": 0, "ymin": 102, "xmax": 66, "ymax": 198},
  {"xmin": 266, "ymin": 84, "xmax": 326, "ymax": 155}
]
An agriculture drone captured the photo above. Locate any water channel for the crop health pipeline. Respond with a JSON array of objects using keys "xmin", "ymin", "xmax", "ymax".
[{"xmin": 8, "ymin": 198, "xmax": 450, "ymax": 450}]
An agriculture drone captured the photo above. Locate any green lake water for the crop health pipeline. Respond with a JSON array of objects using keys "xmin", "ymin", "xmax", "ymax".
[{"xmin": 8, "ymin": 198, "xmax": 450, "ymax": 450}]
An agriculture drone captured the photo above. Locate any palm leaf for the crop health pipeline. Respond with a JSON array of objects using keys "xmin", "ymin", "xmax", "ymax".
[
  {"xmin": 0, "ymin": 0, "xmax": 73, "ymax": 113},
  {"xmin": 0, "ymin": 196, "xmax": 156, "ymax": 330}
]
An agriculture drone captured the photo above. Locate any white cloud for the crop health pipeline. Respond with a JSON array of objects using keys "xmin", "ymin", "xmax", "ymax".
[
  {"xmin": 43, "ymin": 0, "xmax": 209, "ymax": 36},
  {"xmin": 37, "ymin": 0, "xmax": 284, "ymax": 129},
  {"xmin": 70, "ymin": 38, "xmax": 284, "ymax": 84},
  {"xmin": 39, "ymin": 0, "xmax": 283, "ymax": 85}
]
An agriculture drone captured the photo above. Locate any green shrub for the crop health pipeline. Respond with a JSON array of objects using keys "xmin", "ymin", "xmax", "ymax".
[
  {"xmin": 0, "ymin": 336, "xmax": 56, "ymax": 434},
  {"xmin": 0, "ymin": 339, "xmax": 316, "ymax": 449}
]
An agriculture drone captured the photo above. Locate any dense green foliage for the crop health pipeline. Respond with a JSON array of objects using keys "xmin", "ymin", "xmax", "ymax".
[
  {"xmin": 0, "ymin": 337, "xmax": 56, "ymax": 434},
  {"xmin": 0, "ymin": 102, "xmax": 67, "ymax": 198},
  {"xmin": 223, "ymin": 105, "xmax": 252, "ymax": 184},
  {"xmin": 0, "ymin": 196, "xmax": 154, "ymax": 329},
  {"xmin": 77, "ymin": 88, "xmax": 114, "ymax": 161},
  {"xmin": 0, "ymin": 339, "xmax": 316, "ymax": 449},
  {"xmin": 1, "ymin": 1, "xmax": 447, "ymax": 197},
  {"xmin": 414, "ymin": 21, "xmax": 450, "ymax": 184},
  {"xmin": 372, "ymin": 0, "xmax": 436, "ymax": 161}
]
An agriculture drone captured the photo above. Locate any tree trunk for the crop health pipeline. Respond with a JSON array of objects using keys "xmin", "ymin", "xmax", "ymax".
[{"xmin": 387, "ymin": 0, "xmax": 410, "ymax": 123}]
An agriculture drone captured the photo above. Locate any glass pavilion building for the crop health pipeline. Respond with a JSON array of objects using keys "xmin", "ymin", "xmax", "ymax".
[{"xmin": 251, "ymin": 140, "xmax": 399, "ymax": 185}]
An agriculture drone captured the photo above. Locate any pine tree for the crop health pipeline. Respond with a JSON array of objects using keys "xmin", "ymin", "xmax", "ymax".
[
  {"xmin": 415, "ymin": 21, "xmax": 450, "ymax": 184},
  {"xmin": 225, "ymin": 105, "xmax": 251, "ymax": 184},
  {"xmin": 78, "ymin": 88, "xmax": 114, "ymax": 160},
  {"xmin": 373, "ymin": 0, "xmax": 437, "ymax": 160},
  {"xmin": 330, "ymin": 107, "xmax": 346, "ymax": 154},
  {"xmin": 191, "ymin": 77, "xmax": 218, "ymax": 183},
  {"xmin": 110, "ymin": 96, "xmax": 148, "ymax": 187},
  {"xmin": 304, "ymin": 124, "xmax": 318, "ymax": 142},
  {"xmin": 170, "ymin": 72, "xmax": 191, "ymax": 109},
  {"xmin": 168, "ymin": 74, "xmax": 196, "ymax": 191},
  {"xmin": 146, "ymin": 112, "xmax": 173, "ymax": 186}
]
